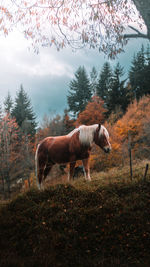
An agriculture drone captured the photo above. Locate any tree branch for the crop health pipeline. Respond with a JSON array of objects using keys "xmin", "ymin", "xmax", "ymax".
[{"xmin": 124, "ymin": 25, "xmax": 149, "ymax": 39}]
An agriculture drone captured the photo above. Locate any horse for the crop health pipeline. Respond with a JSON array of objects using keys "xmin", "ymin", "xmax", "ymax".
[{"xmin": 35, "ymin": 124, "xmax": 111, "ymax": 189}]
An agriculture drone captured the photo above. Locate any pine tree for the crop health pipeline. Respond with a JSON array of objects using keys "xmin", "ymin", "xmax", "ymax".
[
  {"xmin": 144, "ymin": 44, "xmax": 150, "ymax": 96},
  {"xmin": 90, "ymin": 66, "xmax": 98, "ymax": 96},
  {"xmin": 4, "ymin": 92, "xmax": 13, "ymax": 114},
  {"xmin": 129, "ymin": 45, "xmax": 148, "ymax": 100},
  {"xmin": 146, "ymin": 44, "xmax": 150, "ymax": 65},
  {"xmin": 96, "ymin": 62, "xmax": 112, "ymax": 105},
  {"xmin": 11, "ymin": 85, "xmax": 37, "ymax": 137},
  {"xmin": 67, "ymin": 66, "xmax": 92, "ymax": 117},
  {"xmin": 107, "ymin": 63, "xmax": 129, "ymax": 114}
]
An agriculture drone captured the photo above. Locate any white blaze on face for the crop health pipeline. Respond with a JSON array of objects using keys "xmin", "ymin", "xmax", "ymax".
[
  {"xmin": 105, "ymin": 128, "xmax": 111, "ymax": 149},
  {"xmin": 100, "ymin": 126, "xmax": 111, "ymax": 152}
]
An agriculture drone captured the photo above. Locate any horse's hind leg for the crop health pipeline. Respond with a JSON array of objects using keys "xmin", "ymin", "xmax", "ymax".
[
  {"xmin": 43, "ymin": 162, "xmax": 53, "ymax": 181},
  {"xmin": 37, "ymin": 161, "xmax": 45, "ymax": 189},
  {"xmin": 38, "ymin": 154, "xmax": 48, "ymax": 189}
]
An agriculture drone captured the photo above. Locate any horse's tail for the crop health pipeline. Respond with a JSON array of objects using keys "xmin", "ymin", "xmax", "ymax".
[{"xmin": 35, "ymin": 144, "xmax": 40, "ymax": 189}]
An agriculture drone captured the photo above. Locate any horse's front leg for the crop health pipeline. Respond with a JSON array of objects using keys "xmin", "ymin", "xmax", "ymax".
[
  {"xmin": 68, "ymin": 161, "xmax": 76, "ymax": 181},
  {"xmin": 82, "ymin": 158, "xmax": 91, "ymax": 181}
]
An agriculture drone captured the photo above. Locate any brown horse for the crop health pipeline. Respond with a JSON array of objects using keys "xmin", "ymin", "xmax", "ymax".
[{"xmin": 35, "ymin": 124, "xmax": 111, "ymax": 189}]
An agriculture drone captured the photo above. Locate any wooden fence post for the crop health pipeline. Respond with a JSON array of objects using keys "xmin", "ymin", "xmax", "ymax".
[{"xmin": 143, "ymin": 164, "xmax": 149, "ymax": 180}]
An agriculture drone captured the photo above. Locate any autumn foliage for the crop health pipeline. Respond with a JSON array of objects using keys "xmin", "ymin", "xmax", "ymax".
[
  {"xmin": 1, "ymin": 92, "xmax": 150, "ymax": 197},
  {"xmin": 35, "ymin": 95, "xmax": 150, "ymax": 173},
  {"xmin": 113, "ymin": 96, "xmax": 150, "ymax": 157},
  {"xmin": 86, "ymin": 96, "xmax": 150, "ymax": 171},
  {"xmin": 0, "ymin": 113, "xmax": 35, "ymax": 198},
  {"xmin": 75, "ymin": 96, "xmax": 106, "ymax": 126}
]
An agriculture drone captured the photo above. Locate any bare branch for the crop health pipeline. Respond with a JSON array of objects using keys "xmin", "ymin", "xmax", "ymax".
[
  {"xmin": 124, "ymin": 25, "xmax": 149, "ymax": 39},
  {"xmin": 1, "ymin": 0, "xmax": 149, "ymax": 57}
]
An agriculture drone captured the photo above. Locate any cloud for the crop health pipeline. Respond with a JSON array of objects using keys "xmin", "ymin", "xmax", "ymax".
[
  {"xmin": 0, "ymin": 32, "xmax": 73, "ymax": 79},
  {"xmin": 0, "ymin": 29, "xmax": 149, "ymax": 126},
  {"xmin": 27, "ymin": 75, "xmax": 70, "ymax": 122}
]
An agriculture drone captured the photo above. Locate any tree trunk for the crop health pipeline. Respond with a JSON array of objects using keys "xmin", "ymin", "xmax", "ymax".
[{"xmin": 133, "ymin": 0, "xmax": 150, "ymax": 38}]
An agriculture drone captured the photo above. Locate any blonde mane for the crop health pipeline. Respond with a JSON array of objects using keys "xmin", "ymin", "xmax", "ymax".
[
  {"xmin": 67, "ymin": 127, "xmax": 79, "ymax": 137},
  {"xmin": 78, "ymin": 124, "xmax": 98, "ymax": 145},
  {"xmin": 68, "ymin": 124, "xmax": 109, "ymax": 146},
  {"xmin": 68, "ymin": 124, "xmax": 100, "ymax": 145}
]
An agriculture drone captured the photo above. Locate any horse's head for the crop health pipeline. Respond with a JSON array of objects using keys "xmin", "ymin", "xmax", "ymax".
[{"xmin": 94, "ymin": 124, "xmax": 111, "ymax": 153}]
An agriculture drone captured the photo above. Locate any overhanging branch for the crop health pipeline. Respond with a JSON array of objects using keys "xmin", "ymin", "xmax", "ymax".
[{"xmin": 124, "ymin": 25, "xmax": 150, "ymax": 40}]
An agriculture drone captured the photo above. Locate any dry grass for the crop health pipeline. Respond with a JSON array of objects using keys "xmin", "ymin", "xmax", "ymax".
[{"xmin": 0, "ymin": 160, "xmax": 150, "ymax": 267}]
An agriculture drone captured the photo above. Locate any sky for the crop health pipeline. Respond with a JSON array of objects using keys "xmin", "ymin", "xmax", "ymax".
[{"xmin": 0, "ymin": 29, "xmax": 149, "ymax": 126}]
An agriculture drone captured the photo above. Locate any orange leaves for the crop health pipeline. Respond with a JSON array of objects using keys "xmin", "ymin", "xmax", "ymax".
[
  {"xmin": 0, "ymin": 6, "xmax": 12, "ymax": 22},
  {"xmin": 39, "ymin": 0, "xmax": 46, "ymax": 4},
  {"xmin": 62, "ymin": 17, "xmax": 68, "ymax": 26},
  {"xmin": 76, "ymin": 96, "xmax": 106, "ymax": 126},
  {"xmin": 110, "ymin": 95, "xmax": 150, "ymax": 163},
  {"xmin": 4, "ymin": 28, "xmax": 8, "ymax": 35},
  {"xmin": 36, "ymin": 22, "xmax": 40, "ymax": 29},
  {"xmin": 63, "ymin": 7, "xmax": 70, "ymax": 14},
  {"xmin": 25, "ymin": 30, "xmax": 33, "ymax": 38},
  {"xmin": 89, "ymin": 96, "xmax": 150, "ymax": 170},
  {"xmin": 114, "ymin": 96, "xmax": 150, "ymax": 143}
]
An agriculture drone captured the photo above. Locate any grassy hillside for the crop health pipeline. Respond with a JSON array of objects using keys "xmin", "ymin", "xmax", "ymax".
[{"xmin": 0, "ymin": 162, "xmax": 150, "ymax": 267}]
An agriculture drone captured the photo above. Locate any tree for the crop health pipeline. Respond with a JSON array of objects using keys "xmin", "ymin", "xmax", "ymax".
[
  {"xmin": 0, "ymin": 0, "xmax": 148, "ymax": 58},
  {"xmin": 11, "ymin": 85, "xmax": 37, "ymax": 137},
  {"xmin": 90, "ymin": 67, "xmax": 98, "ymax": 96},
  {"xmin": 4, "ymin": 92, "xmax": 13, "ymax": 114},
  {"xmin": 47, "ymin": 114, "xmax": 64, "ymax": 136},
  {"xmin": 62, "ymin": 109, "xmax": 74, "ymax": 134},
  {"xmin": 129, "ymin": 45, "xmax": 150, "ymax": 100},
  {"xmin": 0, "ymin": 113, "xmax": 35, "ymax": 198},
  {"xmin": 96, "ymin": 62, "xmax": 112, "ymax": 105},
  {"xmin": 67, "ymin": 66, "xmax": 92, "ymax": 117},
  {"xmin": 124, "ymin": 0, "xmax": 150, "ymax": 40},
  {"xmin": 144, "ymin": 44, "xmax": 150, "ymax": 95},
  {"xmin": 38, "ymin": 113, "xmax": 65, "ymax": 140},
  {"xmin": 107, "ymin": 63, "xmax": 129, "ymax": 114},
  {"xmin": 113, "ymin": 95, "xmax": 150, "ymax": 159},
  {"xmin": 92, "ymin": 95, "xmax": 150, "ymax": 171},
  {"xmin": 75, "ymin": 96, "xmax": 106, "ymax": 126},
  {"xmin": 0, "ymin": 114, "xmax": 20, "ymax": 198}
]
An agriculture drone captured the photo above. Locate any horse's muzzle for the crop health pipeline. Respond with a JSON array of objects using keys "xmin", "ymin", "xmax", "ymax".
[{"xmin": 104, "ymin": 147, "xmax": 111, "ymax": 153}]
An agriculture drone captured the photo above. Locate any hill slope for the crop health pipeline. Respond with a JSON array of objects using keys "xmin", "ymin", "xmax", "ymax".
[{"xmin": 0, "ymin": 167, "xmax": 150, "ymax": 267}]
